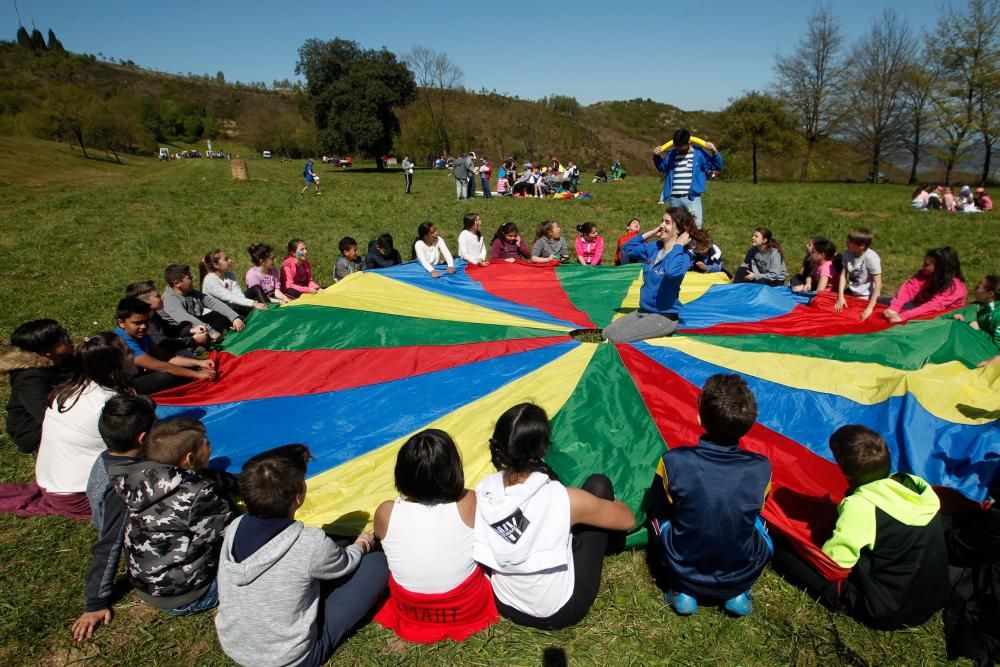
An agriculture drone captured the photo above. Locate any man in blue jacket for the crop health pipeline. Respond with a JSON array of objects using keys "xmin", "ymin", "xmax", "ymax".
[{"xmin": 653, "ymin": 128, "xmax": 722, "ymax": 229}]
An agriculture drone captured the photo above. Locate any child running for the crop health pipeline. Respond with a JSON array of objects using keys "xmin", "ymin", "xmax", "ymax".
[
  {"xmin": 216, "ymin": 444, "xmax": 387, "ymax": 667},
  {"xmin": 574, "ymin": 222, "xmax": 604, "ymax": 266},
  {"xmin": 374, "ymin": 429, "xmax": 498, "ymax": 642},
  {"xmin": 734, "ymin": 227, "xmax": 787, "ymax": 286},
  {"xmin": 413, "ymin": 222, "xmax": 456, "ymax": 278},
  {"xmin": 281, "ymin": 239, "xmax": 321, "ymax": 298},
  {"xmin": 883, "ymin": 247, "xmax": 967, "ymax": 323},
  {"xmin": 458, "ymin": 213, "xmax": 488, "ymax": 266}
]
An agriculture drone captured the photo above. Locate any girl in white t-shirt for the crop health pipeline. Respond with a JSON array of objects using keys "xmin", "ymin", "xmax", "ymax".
[
  {"xmin": 374, "ymin": 429, "xmax": 498, "ymax": 642},
  {"xmin": 457, "ymin": 213, "xmax": 489, "ymax": 266},
  {"xmin": 412, "ymin": 222, "xmax": 456, "ymax": 278},
  {"xmin": 473, "ymin": 403, "xmax": 635, "ymax": 630}
]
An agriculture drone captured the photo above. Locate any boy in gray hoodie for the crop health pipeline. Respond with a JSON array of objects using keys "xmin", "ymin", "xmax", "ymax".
[{"xmin": 215, "ymin": 445, "xmax": 388, "ymax": 667}]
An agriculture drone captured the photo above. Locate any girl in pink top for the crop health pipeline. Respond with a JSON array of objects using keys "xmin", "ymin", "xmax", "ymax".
[
  {"xmin": 280, "ymin": 239, "xmax": 321, "ymax": 300},
  {"xmin": 884, "ymin": 247, "xmax": 967, "ymax": 323},
  {"xmin": 943, "ymin": 188, "xmax": 956, "ymax": 212},
  {"xmin": 793, "ymin": 237, "xmax": 839, "ymax": 293},
  {"xmin": 574, "ymin": 222, "xmax": 605, "ymax": 266}
]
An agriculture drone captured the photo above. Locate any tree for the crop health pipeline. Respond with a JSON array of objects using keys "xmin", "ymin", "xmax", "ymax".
[
  {"xmin": 29, "ymin": 28, "xmax": 46, "ymax": 51},
  {"xmin": 721, "ymin": 92, "xmax": 797, "ymax": 184},
  {"xmin": 900, "ymin": 61, "xmax": 935, "ymax": 184},
  {"xmin": 215, "ymin": 70, "xmax": 225, "ymax": 84},
  {"xmin": 404, "ymin": 46, "xmax": 463, "ymax": 156},
  {"xmin": 297, "ymin": 38, "xmax": 416, "ymax": 168},
  {"xmin": 844, "ymin": 9, "xmax": 915, "ymax": 183},
  {"xmin": 773, "ymin": 6, "xmax": 850, "ymax": 180},
  {"xmin": 47, "ymin": 29, "xmax": 64, "ymax": 52},
  {"xmin": 16, "ymin": 26, "xmax": 31, "ymax": 49},
  {"xmin": 925, "ymin": 0, "xmax": 1000, "ymax": 184}
]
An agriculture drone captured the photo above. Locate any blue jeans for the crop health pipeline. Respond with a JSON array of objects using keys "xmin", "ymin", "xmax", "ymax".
[
  {"xmin": 481, "ymin": 176, "xmax": 492, "ymax": 198},
  {"xmin": 165, "ymin": 578, "xmax": 218, "ymax": 616},
  {"xmin": 667, "ymin": 195, "xmax": 704, "ymax": 229},
  {"xmin": 300, "ymin": 553, "xmax": 388, "ymax": 667}
]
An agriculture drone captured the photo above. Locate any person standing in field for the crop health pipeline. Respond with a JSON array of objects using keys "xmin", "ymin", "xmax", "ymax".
[
  {"xmin": 653, "ymin": 128, "xmax": 722, "ymax": 229},
  {"xmin": 402, "ymin": 155, "xmax": 414, "ymax": 194}
]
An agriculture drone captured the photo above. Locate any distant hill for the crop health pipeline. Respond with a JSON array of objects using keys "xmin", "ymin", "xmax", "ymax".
[{"xmin": 0, "ymin": 41, "xmax": 980, "ymax": 182}]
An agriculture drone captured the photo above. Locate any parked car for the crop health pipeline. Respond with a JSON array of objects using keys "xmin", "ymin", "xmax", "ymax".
[
  {"xmin": 262, "ymin": 150, "xmax": 273, "ymax": 159},
  {"xmin": 332, "ymin": 156, "xmax": 352, "ymax": 167}
]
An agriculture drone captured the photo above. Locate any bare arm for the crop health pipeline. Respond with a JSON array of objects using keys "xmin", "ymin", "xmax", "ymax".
[{"xmin": 567, "ymin": 487, "xmax": 635, "ymax": 531}]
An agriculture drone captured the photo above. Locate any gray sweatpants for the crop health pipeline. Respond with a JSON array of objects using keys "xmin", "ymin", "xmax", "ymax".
[{"xmin": 601, "ymin": 311, "xmax": 678, "ymax": 344}]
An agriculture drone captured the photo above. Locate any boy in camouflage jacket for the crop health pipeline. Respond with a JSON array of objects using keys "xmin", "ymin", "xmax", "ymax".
[{"xmin": 112, "ymin": 417, "xmax": 234, "ymax": 615}]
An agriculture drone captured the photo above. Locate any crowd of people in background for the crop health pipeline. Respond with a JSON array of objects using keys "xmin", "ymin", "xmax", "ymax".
[
  {"xmin": 443, "ymin": 152, "xmax": 582, "ymax": 199},
  {"xmin": 911, "ymin": 184, "xmax": 993, "ymax": 212}
]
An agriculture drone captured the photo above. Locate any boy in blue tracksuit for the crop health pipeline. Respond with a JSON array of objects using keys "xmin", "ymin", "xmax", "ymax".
[
  {"xmin": 650, "ymin": 373, "xmax": 772, "ymax": 616},
  {"xmin": 653, "ymin": 127, "xmax": 723, "ymax": 229}
]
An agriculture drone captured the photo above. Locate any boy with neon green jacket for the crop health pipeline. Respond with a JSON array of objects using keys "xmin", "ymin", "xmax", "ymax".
[{"xmin": 773, "ymin": 425, "xmax": 949, "ymax": 630}]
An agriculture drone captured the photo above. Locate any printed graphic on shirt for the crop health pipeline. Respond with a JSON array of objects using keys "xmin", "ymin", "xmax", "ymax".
[{"xmin": 491, "ymin": 508, "xmax": 530, "ymax": 544}]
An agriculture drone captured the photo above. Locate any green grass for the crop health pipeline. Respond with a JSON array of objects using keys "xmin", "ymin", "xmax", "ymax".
[{"xmin": 0, "ymin": 136, "xmax": 992, "ymax": 665}]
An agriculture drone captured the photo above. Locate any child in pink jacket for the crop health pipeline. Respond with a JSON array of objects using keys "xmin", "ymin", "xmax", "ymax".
[
  {"xmin": 574, "ymin": 223, "xmax": 605, "ymax": 266},
  {"xmin": 883, "ymin": 247, "xmax": 967, "ymax": 323}
]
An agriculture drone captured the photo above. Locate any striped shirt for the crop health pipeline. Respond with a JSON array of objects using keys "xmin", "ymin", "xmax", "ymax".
[{"xmin": 670, "ymin": 150, "xmax": 695, "ymax": 197}]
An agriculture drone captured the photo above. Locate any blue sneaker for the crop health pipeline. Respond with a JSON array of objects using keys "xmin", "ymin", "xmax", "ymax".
[
  {"xmin": 723, "ymin": 591, "xmax": 753, "ymax": 617},
  {"xmin": 663, "ymin": 590, "xmax": 698, "ymax": 615}
]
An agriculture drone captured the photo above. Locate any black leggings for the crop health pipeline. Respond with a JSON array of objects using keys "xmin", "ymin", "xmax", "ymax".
[
  {"xmin": 495, "ymin": 474, "xmax": 616, "ymax": 630},
  {"xmin": 245, "ymin": 285, "xmax": 272, "ymax": 305},
  {"xmin": 130, "ymin": 371, "xmax": 190, "ymax": 396},
  {"xmin": 770, "ymin": 535, "xmax": 844, "ymax": 608},
  {"xmin": 734, "ymin": 267, "xmax": 786, "ymax": 287}
]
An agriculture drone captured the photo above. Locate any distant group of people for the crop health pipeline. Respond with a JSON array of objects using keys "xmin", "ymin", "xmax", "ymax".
[
  {"xmin": 445, "ymin": 153, "xmax": 581, "ymax": 199},
  {"xmin": 911, "ymin": 184, "xmax": 993, "ymax": 212}
]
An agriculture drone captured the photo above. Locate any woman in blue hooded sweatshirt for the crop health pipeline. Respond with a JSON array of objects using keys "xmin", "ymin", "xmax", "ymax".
[{"xmin": 601, "ymin": 208, "xmax": 704, "ymax": 344}]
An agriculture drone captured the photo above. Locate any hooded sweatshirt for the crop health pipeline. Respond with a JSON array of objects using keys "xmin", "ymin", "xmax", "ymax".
[
  {"xmin": 215, "ymin": 515, "xmax": 365, "ymax": 667},
  {"xmin": 364, "ymin": 240, "xmax": 402, "ymax": 269},
  {"xmin": 473, "ymin": 471, "xmax": 573, "ymax": 617},
  {"xmin": 823, "ymin": 473, "xmax": 948, "ymax": 630},
  {"xmin": 111, "ymin": 458, "xmax": 232, "ymax": 610},
  {"xmin": 1, "ymin": 349, "xmax": 66, "ymax": 454}
]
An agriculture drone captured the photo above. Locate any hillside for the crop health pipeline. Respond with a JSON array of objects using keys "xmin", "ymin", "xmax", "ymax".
[{"xmin": 0, "ymin": 42, "xmax": 974, "ymax": 182}]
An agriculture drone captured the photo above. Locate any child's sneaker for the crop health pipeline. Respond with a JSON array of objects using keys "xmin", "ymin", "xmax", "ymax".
[
  {"xmin": 663, "ymin": 590, "xmax": 698, "ymax": 615},
  {"xmin": 723, "ymin": 591, "xmax": 753, "ymax": 617}
]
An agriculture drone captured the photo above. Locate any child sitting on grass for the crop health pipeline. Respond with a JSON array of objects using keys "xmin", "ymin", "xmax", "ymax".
[
  {"xmin": 413, "ymin": 222, "xmax": 456, "ymax": 278},
  {"xmin": 161, "ymin": 264, "xmax": 245, "ymax": 338},
  {"xmin": 71, "ymin": 394, "xmax": 157, "ymax": 641},
  {"xmin": 333, "ymin": 236, "xmax": 363, "ymax": 281},
  {"xmin": 216, "ymin": 444, "xmax": 388, "ymax": 667},
  {"xmin": 364, "ymin": 234, "xmax": 402, "ymax": 269},
  {"xmin": 650, "ymin": 373, "xmax": 772, "ymax": 617},
  {"xmin": 954, "ymin": 274, "xmax": 1000, "ymax": 367},
  {"xmin": 374, "ymin": 429, "xmax": 498, "ymax": 643},
  {"xmin": 244, "ymin": 244, "xmax": 290, "ymax": 304},
  {"xmin": 114, "ymin": 418, "xmax": 234, "ymax": 616},
  {"xmin": 531, "ymin": 220, "xmax": 569, "ymax": 263},
  {"xmin": 281, "ymin": 239, "xmax": 321, "ymax": 299},
  {"xmin": 115, "ymin": 298, "xmax": 215, "ymax": 395},
  {"xmin": 125, "ymin": 281, "xmax": 211, "ymax": 354},
  {"xmin": 835, "ymin": 227, "xmax": 882, "ymax": 321},
  {"xmin": 199, "ymin": 249, "xmax": 269, "ymax": 318},
  {"xmin": 490, "ymin": 222, "xmax": 531, "ymax": 262},
  {"xmin": 771, "ymin": 425, "xmax": 948, "ymax": 630},
  {"xmin": 734, "ymin": 227, "xmax": 787, "ymax": 286},
  {"xmin": 1, "ymin": 319, "xmax": 74, "ymax": 455},
  {"xmin": 882, "ymin": 247, "xmax": 967, "ymax": 323},
  {"xmin": 791, "ymin": 237, "xmax": 838, "ymax": 293}
]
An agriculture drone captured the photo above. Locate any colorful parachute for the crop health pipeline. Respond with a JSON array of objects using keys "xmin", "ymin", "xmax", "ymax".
[{"xmin": 153, "ymin": 261, "xmax": 1000, "ymax": 581}]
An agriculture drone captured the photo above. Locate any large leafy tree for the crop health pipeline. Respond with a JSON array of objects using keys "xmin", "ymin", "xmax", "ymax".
[
  {"xmin": 296, "ymin": 38, "xmax": 416, "ymax": 169},
  {"xmin": 722, "ymin": 92, "xmax": 796, "ymax": 184}
]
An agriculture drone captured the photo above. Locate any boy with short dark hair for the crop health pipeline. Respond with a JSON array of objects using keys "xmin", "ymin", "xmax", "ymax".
[
  {"xmin": 772, "ymin": 425, "xmax": 949, "ymax": 630},
  {"xmin": 71, "ymin": 394, "xmax": 157, "ymax": 641},
  {"xmin": 333, "ymin": 236, "xmax": 363, "ymax": 281},
  {"xmin": 1, "ymin": 319, "xmax": 74, "ymax": 454},
  {"xmin": 650, "ymin": 373, "xmax": 771, "ymax": 616},
  {"xmin": 216, "ymin": 444, "xmax": 387, "ymax": 667},
  {"xmin": 160, "ymin": 264, "xmax": 244, "ymax": 339},
  {"xmin": 114, "ymin": 298, "xmax": 215, "ymax": 395},
  {"xmin": 112, "ymin": 418, "xmax": 234, "ymax": 616},
  {"xmin": 835, "ymin": 227, "xmax": 883, "ymax": 321},
  {"xmin": 125, "ymin": 280, "xmax": 210, "ymax": 354}
]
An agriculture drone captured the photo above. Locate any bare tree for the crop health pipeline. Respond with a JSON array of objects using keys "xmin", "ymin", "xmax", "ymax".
[
  {"xmin": 926, "ymin": 0, "xmax": 1000, "ymax": 184},
  {"xmin": 405, "ymin": 46, "xmax": 464, "ymax": 156},
  {"xmin": 845, "ymin": 10, "xmax": 915, "ymax": 183},
  {"xmin": 900, "ymin": 61, "xmax": 935, "ymax": 184},
  {"xmin": 774, "ymin": 6, "xmax": 850, "ymax": 180}
]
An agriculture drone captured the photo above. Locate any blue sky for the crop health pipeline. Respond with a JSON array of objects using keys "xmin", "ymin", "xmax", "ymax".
[{"xmin": 9, "ymin": 0, "xmax": 944, "ymax": 111}]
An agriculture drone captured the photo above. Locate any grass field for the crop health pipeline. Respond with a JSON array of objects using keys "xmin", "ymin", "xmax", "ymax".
[{"xmin": 0, "ymin": 136, "xmax": 994, "ymax": 666}]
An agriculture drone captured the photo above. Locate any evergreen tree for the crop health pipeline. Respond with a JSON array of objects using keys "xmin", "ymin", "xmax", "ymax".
[
  {"xmin": 47, "ymin": 29, "xmax": 65, "ymax": 52},
  {"xmin": 30, "ymin": 28, "xmax": 47, "ymax": 51},
  {"xmin": 16, "ymin": 26, "xmax": 31, "ymax": 48}
]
